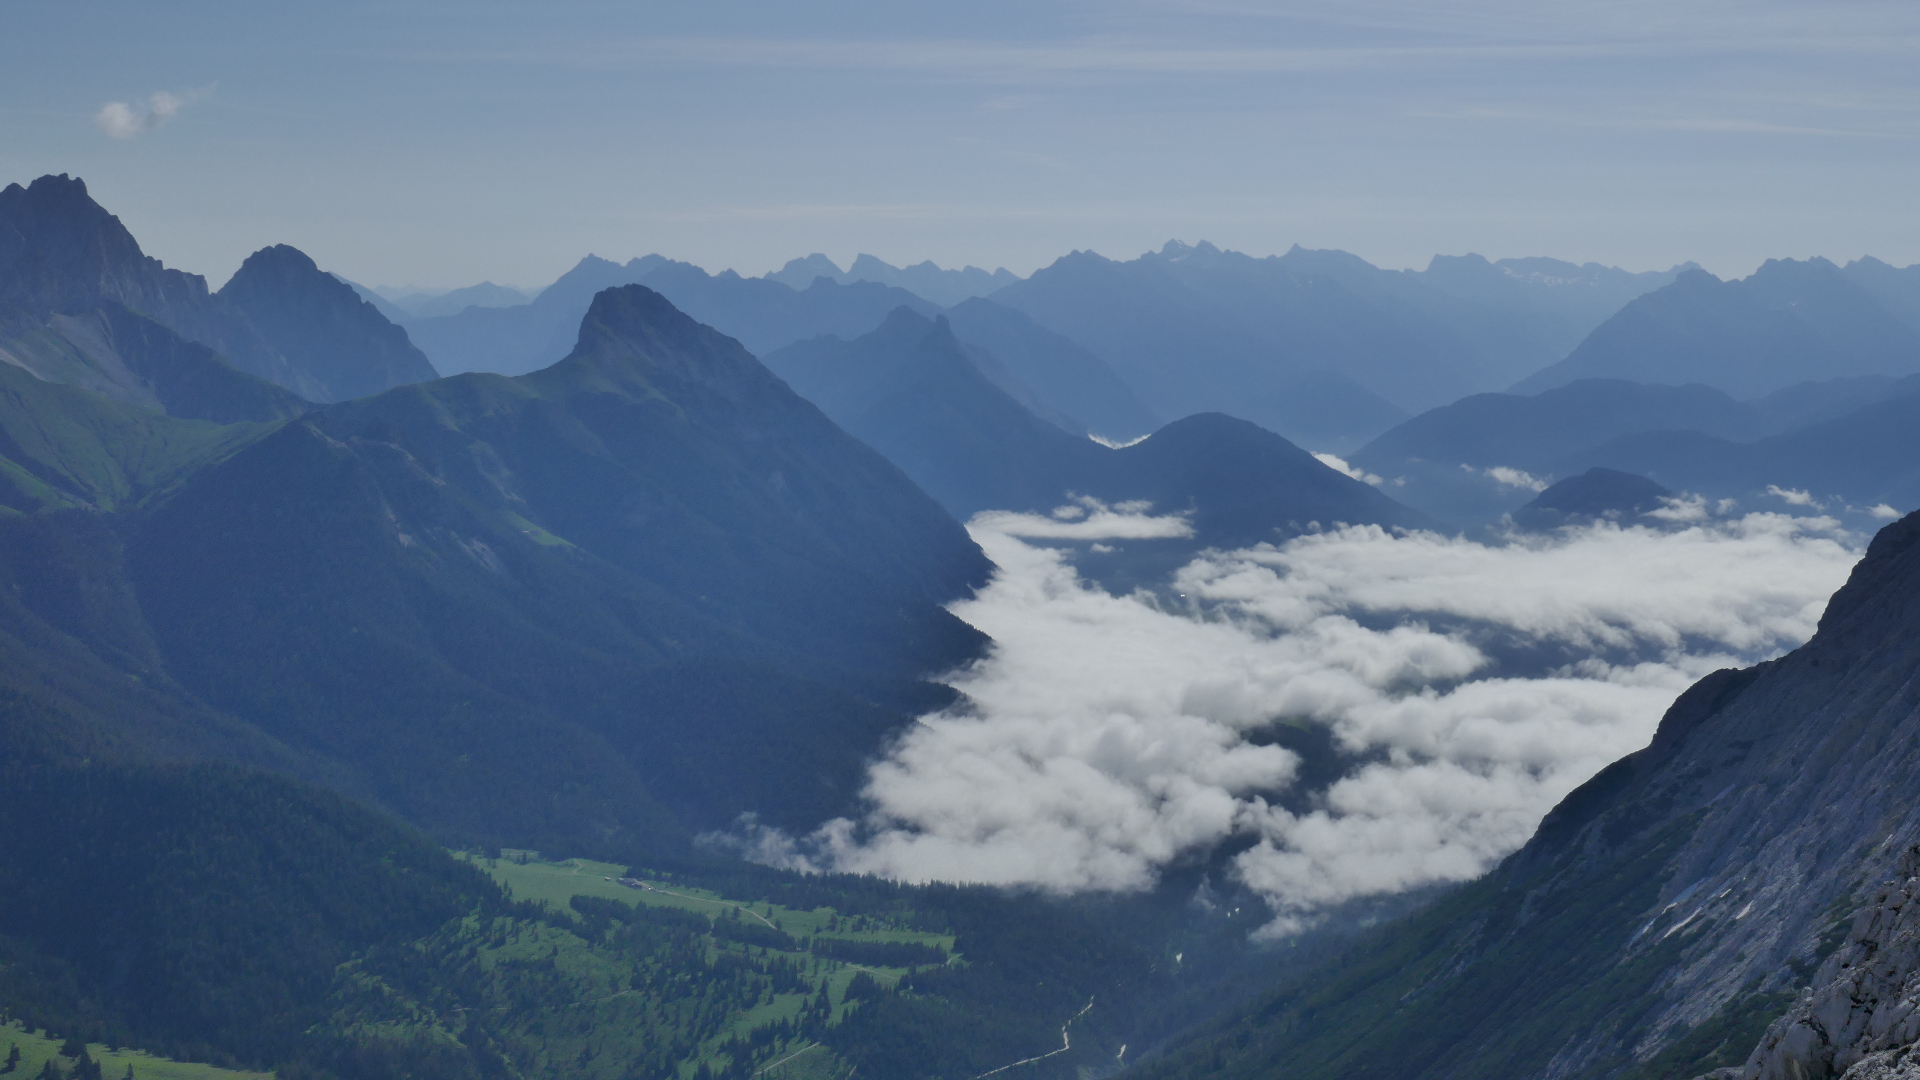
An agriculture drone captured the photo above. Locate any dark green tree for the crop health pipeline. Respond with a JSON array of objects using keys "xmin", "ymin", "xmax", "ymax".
[
  {"xmin": 3, "ymin": 1043, "xmax": 19, "ymax": 1073},
  {"xmin": 35, "ymin": 1058, "xmax": 61, "ymax": 1080},
  {"xmin": 55, "ymin": 1040, "xmax": 82, "ymax": 1061}
]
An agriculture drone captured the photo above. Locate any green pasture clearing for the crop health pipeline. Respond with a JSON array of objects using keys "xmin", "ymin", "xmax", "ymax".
[
  {"xmin": 467, "ymin": 852, "xmax": 955, "ymax": 952},
  {"xmin": 460, "ymin": 852, "xmax": 955, "ymax": 1074},
  {"xmin": 0, "ymin": 1022, "xmax": 272, "ymax": 1080}
]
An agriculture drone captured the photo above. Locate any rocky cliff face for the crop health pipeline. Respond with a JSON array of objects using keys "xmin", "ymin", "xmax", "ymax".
[{"xmin": 1716, "ymin": 848, "xmax": 1920, "ymax": 1080}]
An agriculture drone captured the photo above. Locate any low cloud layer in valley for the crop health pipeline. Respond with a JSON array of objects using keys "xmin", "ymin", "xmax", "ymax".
[{"xmin": 731, "ymin": 503, "xmax": 1862, "ymax": 933}]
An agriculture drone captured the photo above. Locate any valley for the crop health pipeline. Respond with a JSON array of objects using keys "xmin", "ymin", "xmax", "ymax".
[{"xmin": 3, "ymin": 134, "xmax": 1920, "ymax": 1080}]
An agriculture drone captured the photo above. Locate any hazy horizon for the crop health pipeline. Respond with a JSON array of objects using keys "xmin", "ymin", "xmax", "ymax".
[{"xmin": 7, "ymin": 1, "xmax": 1920, "ymax": 289}]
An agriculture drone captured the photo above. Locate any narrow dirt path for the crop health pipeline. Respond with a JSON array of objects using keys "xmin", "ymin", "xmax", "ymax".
[{"xmin": 973, "ymin": 997, "xmax": 1094, "ymax": 1078}]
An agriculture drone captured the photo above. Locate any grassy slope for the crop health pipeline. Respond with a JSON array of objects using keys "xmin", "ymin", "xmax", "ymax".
[
  {"xmin": 0, "ymin": 1022, "xmax": 271, "ymax": 1080},
  {"xmin": 0, "ymin": 361, "xmax": 274, "ymax": 513}
]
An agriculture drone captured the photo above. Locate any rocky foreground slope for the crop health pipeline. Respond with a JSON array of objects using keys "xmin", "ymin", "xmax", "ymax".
[
  {"xmin": 1132, "ymin": 510, "xmax": 1920, "ymax": 1080},
  {"xmin": 1726, "ymin": 845, "xmax": 1920, "ymax": 1080}
]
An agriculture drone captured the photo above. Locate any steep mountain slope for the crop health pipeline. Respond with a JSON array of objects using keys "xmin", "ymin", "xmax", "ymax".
[
  {"xmin": 1514, "ymin": 259, "xmax": 1920, "ymax": 398},
  {"xmin": 217, "ymin": 244, "xmax": 439, "ymax": 402},
  {"xmin": 1131, "ymin": 509, "xmax": 1920, "ymax": 1080}
]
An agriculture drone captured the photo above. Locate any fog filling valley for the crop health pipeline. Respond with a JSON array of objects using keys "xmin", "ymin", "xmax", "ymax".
[{"xmin": 734, "ymin": 501, "xmax": 1863, "ymax": 934}]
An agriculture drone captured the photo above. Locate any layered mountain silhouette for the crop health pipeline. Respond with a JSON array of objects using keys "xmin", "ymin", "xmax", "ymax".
[
  {"xmin": 985, "ymin": 240, "xmax": 1685, "ymax": 447},
  {"xmin": 1513, "ymin": 258, "xmax": 1920, "ymax": 398},
  {"xmin": 387, "ymin": 280, "xmax": 533, "ymax": 320},
  {"xmin": 1351, "ymin": 376, "xmax": 1920, "ymax": 523},
  {"xmin": 408, "ymin": 254, "xmax": 941, "ymax": 378},
  {"xmin": 763, "ymin": 308, "xmax": 1432, "ymax": 571},
  {"xmin": 765, "ymin": 252, "xmax": 1021, "ymax": 306},
  {"xmin": 1134, "ymin": 508, "xmax": 1920, "ymax": 1080},
  {"xmin": 0, "ymin": 279, "xmax": 994, "ymax": 860},
  {"xmin": 0, "ymin": 174, "xmax": 438, "ymax": 413}
]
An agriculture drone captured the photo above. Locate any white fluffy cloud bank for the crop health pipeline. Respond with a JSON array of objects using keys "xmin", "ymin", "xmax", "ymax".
[
  {"xmin": 94, "ymin": 91, "xmax": 193, "ymax": 139},
  {"xmin": 740, "ymin": 509, "xmax": 1862, "ymax": 933}
]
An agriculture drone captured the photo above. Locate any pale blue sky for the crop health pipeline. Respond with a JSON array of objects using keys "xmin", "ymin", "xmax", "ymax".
[{"xmin": 5, "ymin": 1, "xmax": 1919, "ymax": 289}]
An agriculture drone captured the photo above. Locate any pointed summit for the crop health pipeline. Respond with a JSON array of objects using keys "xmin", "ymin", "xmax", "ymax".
[
  {"xmin": 219, "ymin": 244, "xmax": 438, "ymax": 402},
  {"xmin": 541, "ymin": 283, "xmax": 786, "ymax": 404}
]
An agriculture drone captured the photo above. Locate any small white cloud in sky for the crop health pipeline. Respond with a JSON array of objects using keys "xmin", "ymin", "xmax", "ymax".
[
  {"xmin": 1868, "ymin": 503, "xmax": 1901, "ymax": 520},
  {"xmin": 726, "ymin": 504, "xmax": 1861, "ymax": 935},
  {"xmin": 94, "ymin": 90, "xmax": 198, "ymax": 139},
  {"xmin": 1314, "ymin": 453, "xmax": 1384, "ymax": 486},
  {"xmin": 1766, "ymin": 484, "xmax": 1821, "ymax": 508}
]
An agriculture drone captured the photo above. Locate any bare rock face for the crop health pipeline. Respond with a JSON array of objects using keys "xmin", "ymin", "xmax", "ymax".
[{"xmin": 1735, "ymin": 847, "xmax": 1920, "ymax": 1080}]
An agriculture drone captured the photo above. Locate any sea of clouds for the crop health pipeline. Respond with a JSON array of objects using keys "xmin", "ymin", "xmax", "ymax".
[{"xmin": 735, "ymin": 502, "xmax": 1863, "ymax": 934}]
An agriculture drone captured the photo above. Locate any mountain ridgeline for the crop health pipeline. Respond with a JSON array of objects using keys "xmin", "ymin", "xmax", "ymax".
[{"xmin": 0, "ymin": 174, "xmax": 438, "ymax": 415}]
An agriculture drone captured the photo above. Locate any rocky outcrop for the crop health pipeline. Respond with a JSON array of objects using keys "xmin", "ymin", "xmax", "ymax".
[{"xmin": 1720, "ymin": 848, "xmax": 1920, "ymax": 1080}]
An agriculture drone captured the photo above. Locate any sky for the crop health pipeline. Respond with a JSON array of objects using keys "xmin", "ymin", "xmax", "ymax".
[
  {"xmin": 5, "ymin": 2, "xmax": 1920, "ymax": 289},
  {"xmin": 728, "ymin": 501, "xmax": 1861, "ymax": 933}
]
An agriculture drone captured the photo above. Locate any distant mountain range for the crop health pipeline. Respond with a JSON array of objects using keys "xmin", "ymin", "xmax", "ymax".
[
  {"xmin": 1512, "ymin": 257, "xmax": 1920, "ymax": 397},
  {"xmin": 400, "ymin": 240, "xmax": 1701, "ymax": 451},
  {"xmin": 1352, "ymin": 374, "xmax": 1920, "ymax": 525},
  {"xmin": 987, "ymin": 241, "xmax": 1692, "ymax": 443},
  {"xmin": 765, "ymin": 252, "xmax": 1022, "ymax": 307}
]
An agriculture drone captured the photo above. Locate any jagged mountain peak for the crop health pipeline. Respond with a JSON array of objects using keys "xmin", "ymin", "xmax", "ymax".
[
  {"xmin": 218, "ymin": 241, "xmax": 437, "ymax": 402},
  {"xmin": 0, "ymin": 172, "xmax": 208, "ymax": 316},
  {"xmin": 547, "ymin": 283, "xmax": 772, "ymax": 400}
]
